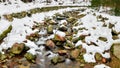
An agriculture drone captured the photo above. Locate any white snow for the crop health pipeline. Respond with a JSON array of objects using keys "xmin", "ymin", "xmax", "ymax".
[
  {"xmin": 75, "ymin": 41, "xmax": 82, "ymax": 47},
  {"xmin": 83, "ymin": 53, "xmax": 96, "ymax": 62},
  {"xmin": 65, "ymin": 58, "xmax": 71, "ymax": 64},
  {"xmin": 53, "ymin": 30, "xmax": 66, "ymax": 37},
  {"xmin": 0, "ymin": 20, "xmax": 11, "ymax": 34},
  {"xmin": 27, "ymin": 48, "xmax": 37, "ymax": 55},
  {"xmin": 94, "ymin": 64, "xmax": 110, "ymax": 68},
  {"xmin": 45, "ymin": 51, "xmax": 58, "ymax": 59}
]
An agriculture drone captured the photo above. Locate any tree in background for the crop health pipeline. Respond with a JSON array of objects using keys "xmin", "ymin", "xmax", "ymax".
[
  {"xmin": 91, "ymin": 0, "xmax": 120, "ymax": 16},
  {"xmin": 91, "ymin": 0, "xmax": 101, "ymax": 7},
  {"xmin": 114, "ymin": 0, "xmax": 120, "ymax": 16}
]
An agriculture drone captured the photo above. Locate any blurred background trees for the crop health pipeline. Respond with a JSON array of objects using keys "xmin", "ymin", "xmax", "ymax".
[{"xmin": 91, "ymin": 0, "xmax": 120, "ymax": 16}]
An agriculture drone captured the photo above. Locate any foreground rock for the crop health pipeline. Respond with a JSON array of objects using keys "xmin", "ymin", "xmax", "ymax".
[
  {"xmin": 112, "ymin": 42, "xmax": 120, "ymax": 60},
  {"xmin": 11, "ymin": 43, "xmax": 25, "ymax": 54}
]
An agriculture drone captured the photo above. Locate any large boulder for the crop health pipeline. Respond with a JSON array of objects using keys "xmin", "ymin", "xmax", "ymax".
[{"xmin": 113, "ymin": 43, "xmax": 120, "ymax": 60}]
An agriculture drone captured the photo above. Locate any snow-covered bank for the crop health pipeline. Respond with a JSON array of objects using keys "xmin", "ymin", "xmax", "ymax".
[{"xmin": 0, "ymin": 0, "xmax": 90, "ymax": 15}]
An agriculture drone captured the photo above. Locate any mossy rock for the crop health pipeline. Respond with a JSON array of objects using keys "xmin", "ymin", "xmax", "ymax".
[
  {"xmin": 0, "ymin": 25, "xmax": 12, "ymax": 41},
  {"xmin": 20, "ymin": 11, "xmax": 27, "ymax": 18},
  {"xmin": 95, "ymin": 53, "xmax": 102, "ymax": 61},
  {"xmin": 24, "ymin": 52, "xmax": 36, "ymax": 62},
  {"xmin": 11, "ymin": 43, "xmax": 25, "ymax": 54},
  {"xmin": 29, "ymin": 9, "xmax": 37, "ymax": 14}
]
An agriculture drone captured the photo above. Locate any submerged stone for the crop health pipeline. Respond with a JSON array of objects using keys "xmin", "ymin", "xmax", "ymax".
[{"xmin": 51, "ymin": 56, "xmax": 65, "ymax": 65}]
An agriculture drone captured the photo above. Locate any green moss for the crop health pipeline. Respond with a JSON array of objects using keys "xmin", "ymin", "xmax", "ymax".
[
  {"xmin": 0, "ymin": 25, "xmax": 12, "ymax": 41},
  {"xmin": 10, "ymin": 43, "xmax": 25, "ymax": 54},
  {"xmin": 24, "ymin": 52, "xmax": 36, "ymax": 62}
]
